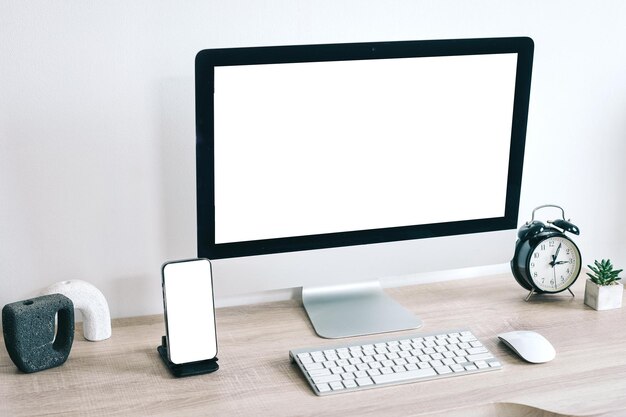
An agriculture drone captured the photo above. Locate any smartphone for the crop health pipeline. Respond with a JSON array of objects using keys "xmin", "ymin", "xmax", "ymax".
[{"xmin": 162, "ymin": 258, "xmax": 218, "ymax": 364}]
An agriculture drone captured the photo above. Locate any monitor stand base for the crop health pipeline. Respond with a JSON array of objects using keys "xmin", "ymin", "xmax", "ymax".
[{"xmin": 302, "ymin": 281, "xmax": 422, "ymax": 339}]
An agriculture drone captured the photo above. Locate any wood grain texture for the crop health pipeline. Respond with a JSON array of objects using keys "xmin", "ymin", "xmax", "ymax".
[{"xmin": 1, "ymin": 274, "xmax": 625, "ymax": 417}]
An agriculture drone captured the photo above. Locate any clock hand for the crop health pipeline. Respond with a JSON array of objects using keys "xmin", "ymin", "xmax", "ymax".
[
  {"xmin": 554, "ymin": 243, "xmax": 562, "ymax": 260},
  {"xmin": 549, "ymin": 242, "xmax": 562, "ymax": 267}
]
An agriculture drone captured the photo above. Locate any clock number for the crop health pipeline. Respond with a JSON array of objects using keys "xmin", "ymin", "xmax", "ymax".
[
  {"xmin": 549, "ymin": 241, "xmax": 555, "ymax": 247},
  {"xmin": 540, "ymin": 244, "xmax": 546, "ymax": 251},
  {"xmin": 533, "ymin": 272, "xmax": 538, "ymax": 278},
  {"xmin": 534, "ymin": 252, "xmax": 540, "ymax": 259}
]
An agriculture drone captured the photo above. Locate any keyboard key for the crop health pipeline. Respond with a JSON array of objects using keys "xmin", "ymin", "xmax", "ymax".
[
  {"xmin": 304, "ymin": 363, "xmax": 324, "ymax": 371},
  {"xmin": 372, "ymin": 368, "xmax": 437, "ymax": 384},
  {"xmin": 466, "ymin": 347, "xmax": 488, "ymax": 355},
  {"xmin": 309, "ymin": 369, "xmax": 331, "ymax": 377},
  {"xmin": 312, "ymin": 374, "xmax": 342, "ymax": 384},
  {"xmin": 338, "ymin": 352, "xmax": 351, "ymax": 360},
  {"xmin": 343, "ymin": 380, "xmax": 357, "ymax": 388},
  {"xmin": 356, "ymin": 377, "xmax": 374, "ymax": 387},
  {"xmin": 450, "ymin": 364, "xmax": 465, "ymax": 372},
  {"xmin": 329, "ymin": 381, "xmax": 344, "ymax": 391},
  {"xmin": 435, "ymin": 366, "xmax": 452, "ymax": 375},
  {"xmin": 316, "ymin": 383, "xmax": 331, "ymax": 393},
  {"xmin": 475, "ymin": 360, "xmax": 489, "ymax": 369},
  {"xmin": 466, "ymin": 352, "xmax": 494, "ymax": 362},
  {"xmin": 300, "ymin": 356, "xmax": 313, "ymax": 365}
]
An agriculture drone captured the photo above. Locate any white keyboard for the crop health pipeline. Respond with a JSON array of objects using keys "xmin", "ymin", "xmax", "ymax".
[{"xmin": 290, "ymin": 329, "xmax": 501, "ymax": 396}]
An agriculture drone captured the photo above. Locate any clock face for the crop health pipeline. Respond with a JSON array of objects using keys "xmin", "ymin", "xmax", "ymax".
[{"xmin": 527, "ymin": 236, "xmax": 581, "ymax": 292}]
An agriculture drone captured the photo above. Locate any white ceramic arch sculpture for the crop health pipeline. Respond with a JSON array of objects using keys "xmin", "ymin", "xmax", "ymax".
[{"xmin": 41, "ymin": 280, "xmax": 111, "ymax": 341}]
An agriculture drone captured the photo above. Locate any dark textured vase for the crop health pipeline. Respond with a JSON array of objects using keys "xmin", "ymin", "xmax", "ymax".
[{"xmin": 2, "ymin": 294, "xmax": 74, "ymax": 373}]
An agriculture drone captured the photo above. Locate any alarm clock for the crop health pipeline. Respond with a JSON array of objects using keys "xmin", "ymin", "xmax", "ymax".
[{"xmin": 511, "ymin": 205, "xmax": 582, "ymax": 301}]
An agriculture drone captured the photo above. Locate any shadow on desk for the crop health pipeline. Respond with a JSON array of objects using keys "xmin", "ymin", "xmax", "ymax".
[{"xmin": 431, "ymin": 403, "xmax": 605, "ymax": 417}]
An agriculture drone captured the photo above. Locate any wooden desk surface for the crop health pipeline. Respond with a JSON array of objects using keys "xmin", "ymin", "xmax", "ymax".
[{"xmin": 2, "ymin": 274, "xmax": 626, "ymax": 417}]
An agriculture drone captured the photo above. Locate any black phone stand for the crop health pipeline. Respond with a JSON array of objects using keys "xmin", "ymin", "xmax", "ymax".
[{"xmin": 157, "ymin": 336, "xmax": 219, "ymax": 377}]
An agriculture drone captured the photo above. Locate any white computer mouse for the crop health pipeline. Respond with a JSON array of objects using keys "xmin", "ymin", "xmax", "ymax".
[{"xmin": 497, "ymin": 330, "xmax": 556, "ymax": 363}]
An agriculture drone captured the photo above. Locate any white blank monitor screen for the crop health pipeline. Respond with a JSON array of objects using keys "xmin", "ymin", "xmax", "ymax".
[{"xmin": 213, "ymin": 54, "xmax": 516, "ymax": 244}]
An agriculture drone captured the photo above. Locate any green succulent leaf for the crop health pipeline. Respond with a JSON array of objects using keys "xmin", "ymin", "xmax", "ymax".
[{"xmin": 587, "ymin": 259, "xmax": 622, "ymax": 286}]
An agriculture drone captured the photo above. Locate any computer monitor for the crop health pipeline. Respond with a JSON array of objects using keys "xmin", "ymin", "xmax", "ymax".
[{"xmin": 196, "ymin": 37, "xmax": 533, "ymax": 338}]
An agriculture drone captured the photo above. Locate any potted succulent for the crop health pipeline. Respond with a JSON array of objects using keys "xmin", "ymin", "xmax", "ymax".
[{"xmin": 584, "ymin": 259, "xmax": 624, "ymax": 310}]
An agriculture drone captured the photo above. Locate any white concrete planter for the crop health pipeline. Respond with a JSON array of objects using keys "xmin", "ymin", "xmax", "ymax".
[{"xmin": 584, "ymin": 279, "xmax": 623, "ymax": 311}]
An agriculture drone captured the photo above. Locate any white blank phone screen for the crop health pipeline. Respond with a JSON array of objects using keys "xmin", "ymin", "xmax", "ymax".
[{"xmin": 163, "ymin": 259, "xmax": 217, "ymax": 364}]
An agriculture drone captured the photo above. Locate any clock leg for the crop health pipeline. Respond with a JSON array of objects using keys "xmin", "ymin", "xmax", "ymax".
[
  {"xmin": 567, "ymin": 288, "xmax": 575, "ymax": 298},
  {"xmin": 525, "ymin": 290, "xmax": 535, "ymax": 302}
]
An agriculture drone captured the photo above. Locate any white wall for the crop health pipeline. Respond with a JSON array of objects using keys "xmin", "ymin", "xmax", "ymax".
[{"xmin": 1, "ymin": 1, "xmax": 625, "ymax": 318}]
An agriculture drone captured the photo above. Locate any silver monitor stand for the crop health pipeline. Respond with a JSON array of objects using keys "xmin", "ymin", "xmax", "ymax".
[{"xmin": 302, "ymin": 281, "xmax": 422, "ymax": 339}]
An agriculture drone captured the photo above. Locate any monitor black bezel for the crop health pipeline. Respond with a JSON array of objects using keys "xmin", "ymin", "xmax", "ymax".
[{"xmin": 196, "ymin": 37, "xmax": 533, "ymax": 259}]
